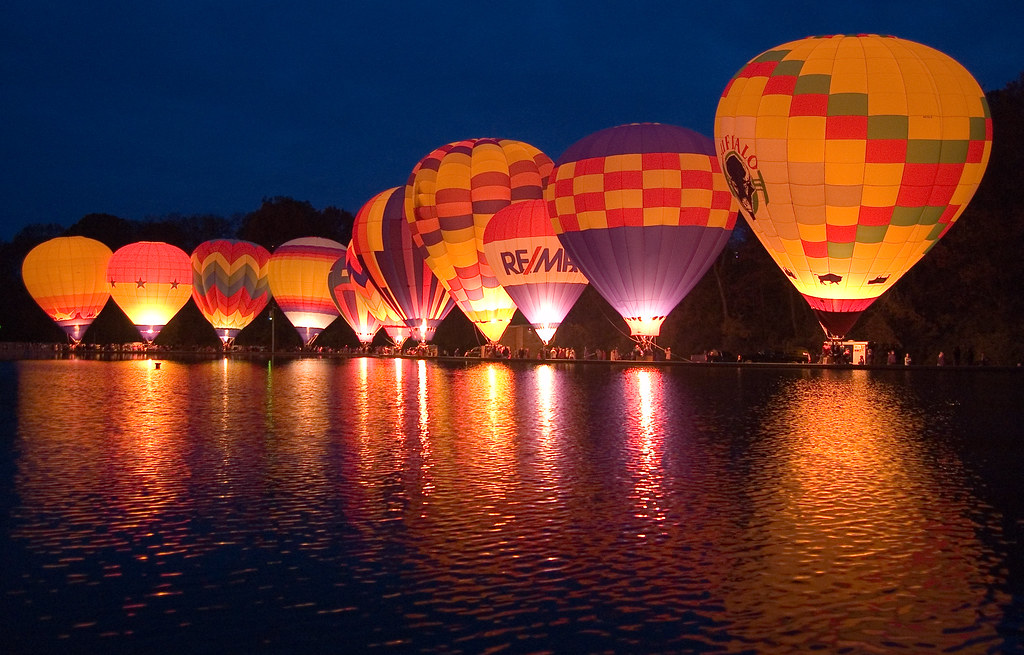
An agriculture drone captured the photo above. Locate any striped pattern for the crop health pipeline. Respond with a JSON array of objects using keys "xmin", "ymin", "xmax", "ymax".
[
  {"xmin": 266, "ymin": 237, "xmax": 344, "ymax": 333},
  {"xmin": 191, "ymin": 239, "xmax": 270, "ymax": 338},
  {"xmin": 21, "ymin": 236, "xmax": 111, "ymax": 341},
  {"xmin": 406, "ymin": 138, "xmax": 553, "ymax": 342},
  {"xmin": 714, "ymin": 34, "xmax": 992, "ymax": 316},
  {"xmin": 327, "ymin": 252, "xmax": 382, "ymax": 345},
  {"xmin": 546, "ymin": 123, "xmax": 738, "ymax": 338},
  {"xmin": 107, "ymin": 241, "xmax": 193, "ymax": 339},
  {"xmin": 351, "ymin": 187, "xmax": 455, "ymax": 341}
]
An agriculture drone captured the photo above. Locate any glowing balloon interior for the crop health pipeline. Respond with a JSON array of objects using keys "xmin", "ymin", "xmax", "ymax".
[
  {"xmin": 547, "ymin": 123, "xmax": 737, "ymax": 339},
  {"xmin": 191, "ymin": 239, "xmax": 271, "ymax": 344},
  {"xmin": 714, "ymin": 34, "xmax": 992, "ymax": 339},
  {"xmin": 327, "ymin": 251, "xmax": 383, "ymax": 345},
  {"xmin": 267, "ymin": 237, "xmax": 345, "ymax": 346},
  {"xmin": 351, "ymin": 186, "xmax": 455, "ymax": 343},
  {"xmin": 107, "ymin": 241, "xmax": 193, "ymax": 342},
  {"xmin": 21, "ymin": 236, "xmax": 112, "ymax": 343},
  {"xmin": 407, "ymin": 138, "xmax": 553, "ymax": 342},
  {"xmin": 482, "ymin": 199, "xmax": 588, "ymax": 344}
]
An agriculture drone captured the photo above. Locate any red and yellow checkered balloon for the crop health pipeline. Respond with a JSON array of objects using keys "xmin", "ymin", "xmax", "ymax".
[{"xmin": 714, "ymin": 34, "xmax": 992, "ymax": 338}]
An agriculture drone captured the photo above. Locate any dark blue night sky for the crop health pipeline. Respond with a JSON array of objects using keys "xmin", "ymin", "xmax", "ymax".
[{"xmin": 2, "ymin": 1, "xmax": 1021, "ymax": 240}]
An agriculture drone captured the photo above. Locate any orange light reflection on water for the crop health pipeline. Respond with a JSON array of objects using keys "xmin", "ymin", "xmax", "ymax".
[
  {"xmin": 624, "ymin": 368, "xmax": 666, "ymax": 536},
  {"xmin": 724, "ymin": 369, "xmax": 998, "ymax": 649}
]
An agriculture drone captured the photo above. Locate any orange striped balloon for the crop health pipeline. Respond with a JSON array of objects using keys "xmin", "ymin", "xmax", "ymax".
[{"xmin": 406, "ymin": 138, "xmax": 553, "ymax": 342}]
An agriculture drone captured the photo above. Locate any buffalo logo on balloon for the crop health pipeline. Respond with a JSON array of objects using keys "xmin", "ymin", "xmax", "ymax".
[{"xmin": 714, "ymin": 34, "xmax": 992, "ymax": 340}]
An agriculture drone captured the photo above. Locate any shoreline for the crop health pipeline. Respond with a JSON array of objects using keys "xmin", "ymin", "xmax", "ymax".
[{"xmin": 0, "ymin": 345, "xmax": 1018, "ymax": 371}]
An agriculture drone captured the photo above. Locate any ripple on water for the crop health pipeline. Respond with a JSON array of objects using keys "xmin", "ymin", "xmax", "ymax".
[{"xmin": 1, "ymin": 359, "xmax": 1020, "ymax": 653}]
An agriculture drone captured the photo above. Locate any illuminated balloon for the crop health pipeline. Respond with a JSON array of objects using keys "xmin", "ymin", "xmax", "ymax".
[
  {"xmin": 406, "ymin": 138, "xmax": 553, "ymax": 342},
  {"xmin": 190, "ymin": 239, "xmax": 271, "ymax": 344},
  {"xmin": 327, "ymin": 250, "xmax": 382, "ymax": 345},
  {"xmin": 350, "ymin": 187, "xmax": 455, "ymax": 343},
  {"xmin": 546, "ymin": 123, "xmax": 738, "ymax": 339},
  {"xmin": 107, "ymin": 241, "xmax": 193, "ymax": 342},
  {"xmin": 482, "ymin": 199, "xmax": 588, "ymax": 344},
  {"xmin": 21, "ymin": 236, "xmax": 112, "ymax": 343},
  {"xmin": 714, "ymin": 34, "xmax": 992, "ymax": 339},
  {"xmin": 344, "ymin": 244, "xmax": 411, "ymax": 347},
  {"xmin": 266, "ymin": 237, "xmax": 345, "ymax": 346}
]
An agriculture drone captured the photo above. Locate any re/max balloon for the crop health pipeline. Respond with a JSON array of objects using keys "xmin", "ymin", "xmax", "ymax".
[
  {"xmin": 714, "ymin": 34, "xmax": 992, "ymax": 339},
  {"xmin": 482, "ymin": 199, "xmax": 588, "ymax": 344},
  {"xmin": 107, "ymin": 241, "xmax": 193, "ymax": 342},
  {"xmin": 351, "ymin": 187, "xmax": 455, "ymax": 343},
  {"xmin": 267, "ymin": 237, "xmax": 345, "ymax": 346},
  {"xmin": 406, "ymin": 138, "xmax": 553, "ymax": 343},
  {"xmin": 21, "ymin": 236, "xmax": 112, "ymax": 343},
  {"xmin": 546, "ymin": 123, "xmax": 737, "ymax": 339},
  {"xmin": 191, "ymin": 239, "xmax": 271, "ymax": 344}
]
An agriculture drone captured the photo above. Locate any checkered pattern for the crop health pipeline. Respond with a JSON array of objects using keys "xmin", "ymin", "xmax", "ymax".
[
  {"xmin": 715, "ymin": 34, "xmax": 992, "ymax": 303},
  {"xmin": 548, "ymin": 152, "xmax": 737, "ymax": 233},
  {"xmin": 406, "ymin": 138, "xmax": 553, "ymax": 342}
]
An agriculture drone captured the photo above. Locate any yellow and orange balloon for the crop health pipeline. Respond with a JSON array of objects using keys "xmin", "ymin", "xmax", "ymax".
[
  {"xmin": 714, "ymin": 34, "xmax": 992, "ymax": 338},
  {"xmin": 406, "ymin": 138, "xmax": 553, "ymax": 343},
  {"xmin": 267, "ymin": 237, "xmax": 345, "ymax": 346},
  {"xmin": 21, "ymin": 236, "xmax": 112, "ymax": 343}
]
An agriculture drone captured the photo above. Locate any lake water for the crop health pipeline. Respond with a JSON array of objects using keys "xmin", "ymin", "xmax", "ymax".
[{"xmin": 1, "ymin": 357, "xmax": 1022, "ymax": 653}]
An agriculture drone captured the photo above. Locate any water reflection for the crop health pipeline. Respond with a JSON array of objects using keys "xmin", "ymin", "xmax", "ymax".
[
  {"xmin": 728, "ymin": 369, "xmax": 1006, "ymax": 650},
  {"xmin": 4, "ymin": 359, "xmax": 1019, "ymax": 652}
]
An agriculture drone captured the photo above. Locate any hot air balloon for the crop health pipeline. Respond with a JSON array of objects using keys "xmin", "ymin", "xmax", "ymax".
[
  {"xmin": 546, "ymin": 123, "xmax": 738, "ymax": 341},
  {"xmin": 190, "ymin": 239, "xmax": 271, "ymax": 345},
  {"xmin": 350, "ymin": 187, "xmax": 456, "ymax": 343},
  {"xmin": 266, "ymin": 237, "xmax": 345, "ymax": 346},
  {"xmin": 21, "ymin": 236, "xmax": 112, "ymax": 344},
  {"xmin": 327, "ymin": 250, "xmax": 383, "ymax": 346},
  {"xmin": 107, "ymin": 241, "xmax": 193, "ymax": 342},
  {"xmin": 482, "ymin": 199, "xmax": 589, "ymax": 344},
  {"xmin": 714, "ymin": 34, "xmax": 992, "ymax": 339},
  {"xmin": 406, "ymin": 138, "xmax": 553, "ymax": 343},
  {"xmin": 344, "ymin": 244, "xmax": 411, "ymax": 347}
]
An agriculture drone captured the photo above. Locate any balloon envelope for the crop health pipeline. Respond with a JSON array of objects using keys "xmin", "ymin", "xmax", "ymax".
[
  {"xmin": 351, "ymin": 186, "xmax": 455, "ymax": 343},
  {"xmin": 546, "ymin": 123, "xmax": 738, "ymax": 338},
  {"xmin": 327, "ymin": 250, "xmax": 383, "ymax": 345},
  {"xmin": 406, "ymin": 138, "xmax": 553, "ymax": 342},
  {"xmin": 107, "ymin": 241, "xmax": 193, "ymax": 342},
  {"xmin": 21, "ymin": 236, "xmax": 112, "ymax": 343},
  {"xmin": 344, "ymin": 244, "xmax": 411, "ymax": 346},
  {"xmin": 482, "ymin": 199, "xmax": 588, "ymax": 344},
  {"xmin": 714, "ymin": 34, "xmax": 992, "ymax": 338},
  {"xmin": 191, "ymin": 239, "xmax": 271, "ymax": 344},
  {"xmin": 267, "ymin": 237, "xmax": 345, "ymax": 345}
]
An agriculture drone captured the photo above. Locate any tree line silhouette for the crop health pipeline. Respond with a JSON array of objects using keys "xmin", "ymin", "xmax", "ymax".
[{"xmin": 2, "ymin": 74, "xmax": 1022, "ymax": 363}]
